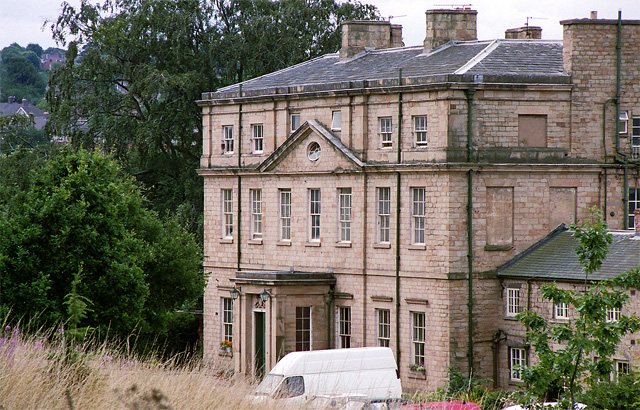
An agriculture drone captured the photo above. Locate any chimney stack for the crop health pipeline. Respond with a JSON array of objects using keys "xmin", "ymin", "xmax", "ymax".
[
  {"xmin": 505, "ymin": 26, "xmax": 542, "ymax": 39},
  {"xmin": 340, "ymin": 20, "xmax": 403, "ymax": 59},
  {"xmin": 590, "ymin": 11, "xmax": 598, "ymax": 19},
  {"xmin": 8, "ymin": 96, "xmax": 15, "ymax": 104},
  {"xmin": 424, "ymin": 9, "xmax": 477, "ymax": 51},
  {"xmin": 22, "ymin": 98, "xmax": 27, "ymax": 107}
]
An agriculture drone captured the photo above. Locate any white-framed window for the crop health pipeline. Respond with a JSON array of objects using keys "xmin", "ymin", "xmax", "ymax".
[
  {"xmin": 510, "ymin": 347, "xmax": 526, "ymax": 381},
  {"xmin": 379, "ymin": 117, "xmax": 392, "ymax": 148},
  {"xmin": 376, "ymin": 308, "xmax": 391, "ymax": 347},
  {"xmin": 506, "ymin": 287, "xmax": 520, "ymax": 317},
  {"xmin": 250, "ymin": 189, "xmax": 262, "ymax": 239},
  {"xmin": 616, "ymin": 360, "xmax": 630, "ymax": 377},
  {"xmin": 554, "ymin": 302, "xmax": 569, "ymax": 320},
  {"xmin": 411, "ymin": 312, "xmax": 426, "ymax": 368},
  {"xmin": 222, "ymin": 125, "xmax": 234, "ymax": 154},
  {"xmin": 632, "ymin": 117, "xmax": 640, "ymax": 160},
  {"xmin": 629, "ymin": 187, "xmax": 639, "ymax": 230},
  {"xmin": 338, "ymin": 306, "xmax": 351, "ymax": 348},
  {"xmin": 251, "ymin": 124, "xmax": 264, "ymax": 154},
  {"xmin": 412, "ymin": 187, "xmax": 426, "ymax": 245},
  {"xmin": 309, "ymin": 188, "xmax": 321, "ymax": 241},
  {"xmin": 619, "ymin": 111, "xmax": 629, "ymax": 134},
  {"xmin": 222, "ymin": 189, "xmax": 233, "ymax": 239},
  {"xmin": 413, "ymin": 116, "xmax": 428, "ymax": 146},
  {"xmin": 377, "ymin": 187, "xmax": 391, "ymax": 243},
  {"xmin": 338, "ymin": 188, "xmax": 352, "ymax": 242},
  {"xmin": 291, "ymin": 113, "xmax": 301, "ymax": 133},
  {"xmin": 279, "ymin": 189, "xmax": 291, "ymax": 241},
  {"xmin": 606, "ymin": 307, "xmax": 621, "ymax": 323},
  {"xmin": 221, "ymin": 297, "xmax": 233, "ymax": 342},
  {"xmin": 331, "ymin": 110, "xmax": 342, "ymax": 131},
  {"xmin": 296, "ymin": 306, "xmax": 311, "ymax": 351}
]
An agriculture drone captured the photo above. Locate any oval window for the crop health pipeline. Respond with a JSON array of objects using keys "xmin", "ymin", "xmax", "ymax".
[{"xmin": 307, "ymin": 142, "xmax": 321, "ymax": 161}]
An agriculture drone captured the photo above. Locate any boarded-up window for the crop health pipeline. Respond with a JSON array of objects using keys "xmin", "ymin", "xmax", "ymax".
[
  {"xmin": 486, "ymin": 187, "xmax": 513, "ymax": 247},
  {"xmin": 518, "ymin": 114, "xmax": 547, "ymax": 147},
  {"xmin": 549, "ymin": 187, "xmax": 576, "ymax": 229}
]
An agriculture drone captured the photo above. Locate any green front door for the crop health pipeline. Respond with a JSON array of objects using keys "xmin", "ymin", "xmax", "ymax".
[{"xmin": 254, "ymin": 311, "xmax": 266, "ymax": 379}]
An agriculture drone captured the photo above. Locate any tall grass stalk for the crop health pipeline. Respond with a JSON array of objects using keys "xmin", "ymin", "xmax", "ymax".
[{"xmin": 0, "ymin": 324, "xmax": 278, "ymax": 410}]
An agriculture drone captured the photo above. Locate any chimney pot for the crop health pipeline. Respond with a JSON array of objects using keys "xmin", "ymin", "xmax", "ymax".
[{"xmin": 590, "ymin": 11, "xmax": 597, "ymax": 19}]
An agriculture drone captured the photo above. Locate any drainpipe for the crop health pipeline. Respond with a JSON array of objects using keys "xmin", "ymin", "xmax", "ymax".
[
  {"xmin": 613, "ymin": 11, "xmax": 629, "ymax": 229},
  {"xmin": 237, "ymin": 84, "xmax": 243, "ymax": 271},
  {"xmin": 465, "ymin": 88, "xmax": 475, "ymax": 378},
  {"xmin": 395, "ymin": 69, "xmax": 403, "ymax": 365},
  {"xmin": 603, "ymin": 98, "xmax": 616, "ymax": 220}
]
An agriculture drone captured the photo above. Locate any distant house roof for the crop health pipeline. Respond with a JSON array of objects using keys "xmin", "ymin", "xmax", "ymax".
[
  {"xmin": 0, "ymin": 99, "xmax": 48, "ymax": 130},
  {"xmin": 497, "ymin": 225, "xmax": 640, "ymax": 282},
  {"xmin": 204, "ymin": 39, "xmax": 569, "ymax": 100}
]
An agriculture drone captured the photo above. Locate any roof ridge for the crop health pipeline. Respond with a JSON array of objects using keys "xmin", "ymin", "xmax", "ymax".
[{"xmin": 454, "ymin": 39, "xmax": 500, "ymax": 74}]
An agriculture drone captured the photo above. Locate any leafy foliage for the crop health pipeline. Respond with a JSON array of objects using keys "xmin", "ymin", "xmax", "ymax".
[
  {"xmin": 516, "ymin": 209, "xmax": 640, "ymax": 409},
  {"xmin": 0, "ymin": 113, "xmax": 47, "ymax": 153},
  {"xmin": 0, "ymin": 147, "xmax": 203, "ymax": 339},
  {"xmin": 0, "ymin": 43, "xmax": 47, "ymax": 105}
]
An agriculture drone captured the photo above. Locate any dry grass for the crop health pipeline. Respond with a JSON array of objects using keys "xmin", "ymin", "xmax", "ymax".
[{"xmin": 0, "ymin": 325, "xmax": 277, "ymax": 410}]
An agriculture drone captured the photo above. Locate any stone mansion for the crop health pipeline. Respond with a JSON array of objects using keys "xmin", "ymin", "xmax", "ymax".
[{"xmin": 197, "ymin": 9, "xmax": 640, "ymax": 390}]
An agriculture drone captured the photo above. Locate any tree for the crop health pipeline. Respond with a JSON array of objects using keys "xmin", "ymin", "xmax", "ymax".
[
  {"xmin": 0, "ymin": 113, "xmax": 47, "ymax": 153},
  {"xmin": 0, "ymin": 43, "xmax": 47, "ymax": 104},
  {"xmin": 516, "ymin": 209, "xmax": 640, "ymax": 409},
  {"xmin": 45, "ymin": 0, "xmax": 379, "ymax": 240},
  {"xmin": 0, "ymin": 147, "xmax": 203, "ymax": 338},
  {"xmin": 213, "ymin": 0, "xmax": 380, "ymax": 83}
]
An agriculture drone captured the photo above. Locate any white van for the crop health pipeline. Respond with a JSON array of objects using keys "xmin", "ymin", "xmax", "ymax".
[{"xmin": 254, "ymin": 347, "xmax": 402, "ymax": 406}]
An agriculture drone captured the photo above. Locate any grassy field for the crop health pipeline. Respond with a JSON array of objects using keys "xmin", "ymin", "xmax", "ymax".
[
  {"xmin": 0, "ymin": 325, "xmax": 273, "ymax": 410},
  {"xmin": 1, "ymin": 324, "xmax": 514, "ymax": 410}
]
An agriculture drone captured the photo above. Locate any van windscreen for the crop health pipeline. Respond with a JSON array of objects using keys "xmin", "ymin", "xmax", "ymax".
[
  {"xmin": 255, "ymin": 374, "xmax": 284, "ymax": 396},
  {"xmin": 274, "ymin": 376, "xmax": 304, "ymax": 398}
]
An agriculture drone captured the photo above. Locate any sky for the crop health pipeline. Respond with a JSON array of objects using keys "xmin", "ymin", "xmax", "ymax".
[{"xmin": 1, "ymin": 0, "xmax": 640, "ymax": 51}]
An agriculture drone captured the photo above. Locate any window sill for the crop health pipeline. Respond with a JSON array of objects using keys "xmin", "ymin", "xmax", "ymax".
[
  {"xmin": 220, "ymin": 238, "xmax": 234, "ymax": 244},
  {"xmin": 485, "ymin": 244, "xmax": 513, "ymax": 251},
  {"xmin": 373, "ymin": 243, "xmax": 391, "ymax": 249},
  {"xmin": 218, "ymin": 349, "xmax": 233, "ymax": 358},
  {"xmin": 248, "ymin": 239, "xmax": 263, "ymax": 245},
  {"xmin": 504, "ymin": 315, "xmax": 519, "ymax": 321},
  {"xmin": 408, "ymin": 244, "xmax": 426, "ymax": 250},
  {"xmin": 305, "ymin": 241, "xmax": 321, "ymax": 247},
  {"xmin": 335, "ymin": 242, "xmax": 351, "ymax": 248},
  {"xmin": 277, "ymin": 240, "xmax": 292, "ymax": 246},
  {"xmin": 251, "ymin": 151, "xmax": 264, "ymax": 155}
]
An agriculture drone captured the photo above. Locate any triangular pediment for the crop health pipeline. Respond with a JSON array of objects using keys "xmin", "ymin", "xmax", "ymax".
[{"xmin": 258, "ymin": 120, "xmax": 364, "ymax": 173}]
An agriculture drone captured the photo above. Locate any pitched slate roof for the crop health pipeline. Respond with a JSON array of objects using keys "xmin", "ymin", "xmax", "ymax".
[
  {"xmin": 207, "ymin": 39, "xmax": 568, "ymax": 99},
  {"xmin": 497, "ymin": 225, "xmax": 640, "ymax": 282},
  {"xmin": 0, "ymin": 102, "xmax": 48, "ymax": 130}
]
